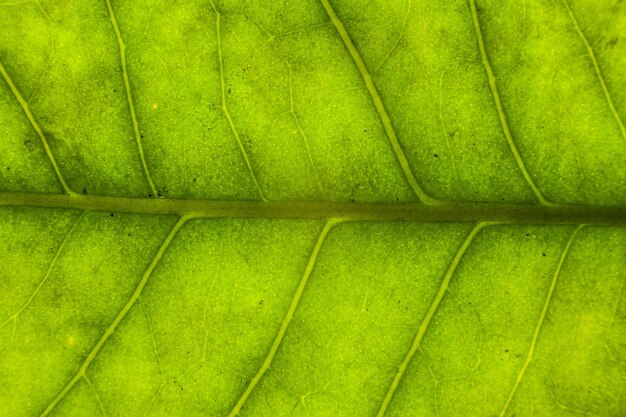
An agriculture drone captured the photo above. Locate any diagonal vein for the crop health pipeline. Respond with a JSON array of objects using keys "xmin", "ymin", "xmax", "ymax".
[
  {"xmin": 376, "ymin": 221, "xmax": 491, "ymax": 417},
  {"xmin": 0, "ymin": 62, "xmax": 74, "ymax": 194},
  {"xmin": 104, "ymin": 0, "xmax": 158, "ymax": 197},
  {"xmin": 0, "ymin": 211, "xmax": 84, "ymax": 329},
  {"xmin": 39, "ymin": 215, "xmax": 188, "ymax": 417},
  {"xmin": 318, "ymin": 0, "xmax": 436, "ymax": 205},
  {"xmin": 468, "ymin": 0, "xmax": 550, "ymax": 206},
  {"xmin": 498, "ymin": 224, "xmax": 584, "ymax": 417},
  {"xmin": 226, "ymin": 218, "xmax": 342, "ymax": 417},
  {"xmin": 209, "ymin": 0, "xmax": 266, "ymax": 201},
  {"xmin": 561, "ymin": 0, "xmax": 626, "ymax": 144}
]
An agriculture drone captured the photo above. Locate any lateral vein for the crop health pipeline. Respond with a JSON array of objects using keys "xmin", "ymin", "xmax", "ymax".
[
  {"xmin": 468, "ymin": 0, "xmax": 550, "ymax": 205},
  {"xmin": 0, "ymin": 62, "xmax": 74, "ymax": 194},
  {"xmin": 104, "ymin": 0, "xmax": 158, "ymax": 197},
  {"xmin": 39, "ymin": 216, "xmax": 188, "ymax": 417},
  {"xmin": 319, "ymin": 0, "xmax": 435, "ymax": 204},
  {"xmin": 226, "ymin": 218, "xmax": 341, "ymax": 417},
  {"xmin": 210, "ymin": 0, "xmax": 266, "ymax": 201},
  {"xmin": 376, "ymin": 221, "xmax": 490, "ymax": 417},
  {"xmin": 0, "ymin": 211, "xmax": 83, "ymax": 329},
  {"xmin": 498, "ymin": 224, "xmax": 584, "ymax": 417},
  {"xmin": 561, "ymin": 0, "xmax": 626, "ymax": 144}
]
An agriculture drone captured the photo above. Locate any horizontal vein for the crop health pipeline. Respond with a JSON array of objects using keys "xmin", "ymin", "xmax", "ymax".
[
  {"xmin": 1, "ymin": 192, "xmax": 625, "ymax": 225},
  {"xmin": 0, "ymin": 62, "xmax": 74, "ymax": 195},
  {"xmin": 39, "ymin": 216, "xmax": 188, "ymax": 417},
  {"xmin": 498, "ymin": 224, "xmax": 583, "ymax": 417},
  {"xmin": 468, "ymin": 0, "xmax": 550, "ymax": 205},
  {"xmin": 319, "ymin": 0, "xmax": 436, "ymax": 204},
  {"xmin": 104, "ymin": 0, "xmax": 158, "ymax": 197},
  {"xmin": 376, "ymin": 222, "xmax": 490, "ymax": 417},
  {"xmin": 561, "ymin": 0, "xmax": 626, "ymax": 143},
  {"xmin": 226, "ymin": 218, "xmax": 341, "ymax": 417},
  {"xmin": 210, "ymin": 1, "xmax": 266, "ymax": 201}
]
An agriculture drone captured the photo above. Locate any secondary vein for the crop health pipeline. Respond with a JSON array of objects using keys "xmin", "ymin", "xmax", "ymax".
[
  {"xmin": 225, "ymin": 218, "xmax": 341, "ymax": 417},
  {"xmin": 319, "ymin": 0, "xmax": 436, "ymax": 204},
  {"xmin": 38, "ymin": 215, "xmax": 188, "ymax": 417},
  {"xmin": 104, "ymin": 0, "xmax": 158, "ymax": 197},
  {"xmin": 561, "ymin": 0, "xmax": 626, "ymax": 144},
  {"xmin": 0, "ymin": 62, "xmax": 74, "ymax": 195},
  {"xmin": 498, "ymin": 224, "xmax": 584, "ymax": 417},
  {"xmin": 210, "ymin": 0, "xmax": 267, "ymax": 201},
  {"xmin": 375, "ymin": 221, "xmax": 491, "ymax": 417},
  {"xmin": 468, "ymin": 0, "xmax": 550, "ymax": 206}
]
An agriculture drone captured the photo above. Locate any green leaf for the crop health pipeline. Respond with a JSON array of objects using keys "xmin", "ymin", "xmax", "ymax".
[{"xmin": 0, "ymin": 0, "xmax": 625, "ymax": 416}]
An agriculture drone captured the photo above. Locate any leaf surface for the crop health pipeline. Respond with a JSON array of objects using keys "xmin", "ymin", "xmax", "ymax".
[{"xmin": 0, "ymin": 0, "xmax": 625, "ymax": 416}]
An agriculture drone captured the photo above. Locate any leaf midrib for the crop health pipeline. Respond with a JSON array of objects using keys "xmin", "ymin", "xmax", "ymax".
[{"xmin": 1, "ymin": 191, "xmax": 625, "ymax": 225}]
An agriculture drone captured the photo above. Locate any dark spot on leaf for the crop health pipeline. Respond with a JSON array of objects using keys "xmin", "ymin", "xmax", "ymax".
[
  {"xmin": 542, "ymin": 253, "xmax": 546, "ymax": 257},
  {"xmin": 6, "ymin": 166, "xmax": 10, "ymax": 170},
  {"xmin": 82, "ymin": 188, "xmax": 88, "ymax": 195},
  {"xmin": 525, "ymin": 233, "xmax": 530, "ymax": 236},
  {"xmin": 259, "ymin": 299, "xmax": 264, "ymax": 305},
  {"xmin": 193, "ymin": 178, "xmax": 197, "ymax": 182},
  {"xmin": 433, "ymin": 154, "xmax": 438, "ymax": 158},
  {"xmin": 24, "ymin": 139, "xmax": 34, "ymax": 152},
  {"xmin": 228, "ymin": 87, "xmax": 231, "ymax": 94},
  {"xmin": 127, "ymin": 233, "xmax": 132, "ymax": 237},
  {"xmin": 605, "ymin": 37, "xmax": 619, "ymax": 49},
  {"xmin": 110, "ymin": 213, "xmax": 115, "ymax": 217}
]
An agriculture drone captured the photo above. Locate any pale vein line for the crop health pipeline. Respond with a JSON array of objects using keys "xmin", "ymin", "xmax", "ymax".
[
  {"xmin": 468, "ymin": 0, "xmax": 550, "ymax": 206},
  {"xmin": 375, "ymin": 0, "xmax": 412, "ymax": 73},
  {"xmin": 319, "ymin": 0, "xmax": 436, "ymax": 205},
  {"xmin": 498, "ymin": 224, "xmax": 584, "ymax": 417},
  {"xmin": 209, "ymin": 0, "xmax": 266, "ymax": 201},
  {"xmin": 561, "ymin": 0, "xmax": 626, "ymax": 143},
  {"xmin": 376, "ymin": 221, "xmax": 491, "ymax": 417},
  {"xmin": 0, "ymin": 212, "xmax": 83, "ymax": 329},
  {"xmin": 84, "ymin": 375, "xmax": 108, "ymax": 417},
  {"xmin": 226, "ymin": 218, "xmax": 342, "ymax": 417},
  {"xmin": 39, "ymin": 216, "xmax": 188, "ymax": 417},
  {"xmin": 288, "ymin": 64, "xmax": 325, "ymax": 196},
  {"xmin": 0, "ymin": 62, "xmax": 73, "ymax": 194},
  {"xmin": 104, "ymin": 0, "xmax": 158, "ymax": 197}
]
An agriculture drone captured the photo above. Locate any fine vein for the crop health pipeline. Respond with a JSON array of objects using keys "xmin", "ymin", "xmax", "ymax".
[
  {"xmin": 39, "ymin": 216, "xmax": 188, "ymax": 417},
  {"xmin": 319, "ymin": 0, "xmax": 436, "ymax": 204},
  {"xmin": 0, "ymin": 211, "xmax": 83, "ymax": 329},
  {"xmin": 226, "ymin": 218, "xmax": 341, "ymax": 417},
  {"xmin": 376, "ymin": 221, "xmax": 490, "ymax": 417},
  {"xmin": 0, "ymin": 62, "xmax": 73, "ymax": 194},
  {"xmin": 209, "ymin": 0, "xmax": 266, "ymax": 201},
  {"xmin": 288, "ymin": 63, "xmax": 325, "ymax": 195},
  {"xmin": 104, "ymin": 0, "xmax": 158, "ymax": 197},
  {"xmin": 468, "ymin": 0, "xmax": 550, "ymax": 206},
  {"xmin": 561, "ymin": 0, "xmax": 626, "ymax": 143},
  {"xmin": 498, "ymin": 224, "xmax": 584, "ymax": 417}
]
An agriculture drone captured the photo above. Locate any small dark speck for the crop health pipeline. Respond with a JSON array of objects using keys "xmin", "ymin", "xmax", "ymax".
[
  {"xmin": 542, "ymin": 253, "xmax": 546, "ymax": 257},
  {"xmin": 128, "ymin": 233, "xmax": 132, "ymax": 237},
  {"xmin": 110, "ymin": 213, "xmax": 115, "ymax": 217},
  {"xmin": 193, "ymin": 178, "xmax": 197, "ymax": 182},
  {"xmin": 433, "ymin": 154, "xmax": 438, "ymax": 158},
  {"xmin": 228, "ymin": 87, "xmax": 232, "ymax": 94},
  {"xmin": 259, "ymin": 300, "xmax": 264, "ymax": 305},
  {"xmin": 82, "ymin": 188, "xmax": 88, "ymax": 195},
  {"xmin": 515, "ymin": 353, "xmax": 521, "ymax": 358},
  {"xmin": 6, "ymin": 166, "xmax": 10, "ymax": 170},
  {"xmin": 525, "ymin": 233, "xmax": 530, "ymax": 236},
  {"xmin": 148, "ymin": 193, "xmax": 153, "ymax": 197},
  {"xmin": 140, "ymin": 135, "xmax": 144, "ymax": 138},
  {"xmin": 113, "ymin": 89, "xmax": 117, "ymax": 93},
  {"xmin": 364, "ymin": 129, "xmax": 367, "ymax": 132},
  {"xmin": 504, "ymin": 349, "xmax": 509, "ymax": 353}
]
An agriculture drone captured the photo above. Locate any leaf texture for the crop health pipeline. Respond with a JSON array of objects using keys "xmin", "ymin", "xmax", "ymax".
[{"xmin": 0, "ymin": 0, "xmax": 625, "ymax": 416}]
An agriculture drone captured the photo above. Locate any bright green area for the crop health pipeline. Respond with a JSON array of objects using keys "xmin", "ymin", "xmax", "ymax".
[{"xmin": 0, "ymin": 0, "xmax": 625, "ymax": 416}]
